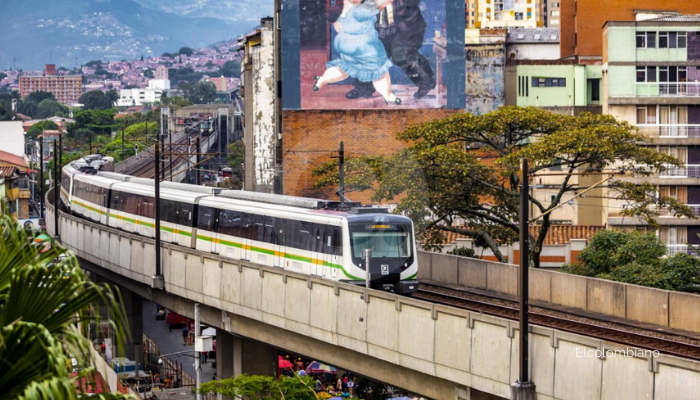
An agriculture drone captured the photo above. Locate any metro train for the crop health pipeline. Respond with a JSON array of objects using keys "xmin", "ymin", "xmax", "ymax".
[{"xmin": 60, "ymin": 157, "xmax": 418, "ymax": 294}]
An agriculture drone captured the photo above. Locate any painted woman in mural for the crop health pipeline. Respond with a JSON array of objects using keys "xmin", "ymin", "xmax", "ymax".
[{"xmin": 312, "ymin": 0, "xmax": 402, "ymax": 105}]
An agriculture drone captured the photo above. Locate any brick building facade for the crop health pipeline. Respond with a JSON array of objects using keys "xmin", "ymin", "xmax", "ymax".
[
  {"xmin": 282, "ymin": 109, "xmax": 459, "ymax": 202},
  {"xmin": 560, "ymin": 0, "xmax": 700, "ymax": 60}
]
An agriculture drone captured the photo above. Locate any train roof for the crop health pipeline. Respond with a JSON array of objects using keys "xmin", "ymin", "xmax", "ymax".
[
  {"xmin": 217, "ymin": 190, "xmax": 360, "ymax": 210},
  {"xmin": 111, "ymin": 182, "xmax": 208, "ymax": 201},
  {"xmin": 73, "ymin": 173, "xmax": 121, "ymax": 188}
]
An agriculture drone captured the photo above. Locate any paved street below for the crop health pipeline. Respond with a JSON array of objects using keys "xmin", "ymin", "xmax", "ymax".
[{"xmin": 142, "ymin": 299, "xmax": 216, "ymax": 384}]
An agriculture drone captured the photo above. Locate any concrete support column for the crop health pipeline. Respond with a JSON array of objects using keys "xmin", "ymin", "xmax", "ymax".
[
  {"xmin": 234, "ymin": 336, "xmax": 278, "ymax": 377},
  {"xmin": 120, "ymin": 288, "xmax": 144, "ymax": 363},
  {"xmin": 216, "ymin": 330, "xmax": 235, "ymax": 381}
]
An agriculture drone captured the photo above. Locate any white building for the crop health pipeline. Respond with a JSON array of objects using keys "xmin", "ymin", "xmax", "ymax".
[
  {"xmin": 506, "ymin": 28, "xmax": 560, "ymax": 60},
  {"xmin": 116, "ymin": 79, "xmax": 170, "ymax": 107},
  {"xmin": 0, "ymin": 121, "xmax": 27, "ymax": 157},
  {"xmin": 474, "ymin": 0, "xmax": 541, "ymax": 29}
]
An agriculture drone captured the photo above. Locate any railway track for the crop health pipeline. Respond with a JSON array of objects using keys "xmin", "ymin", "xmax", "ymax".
[{"xmin": 414, "ymin": 284, "xmax": 700, "ymax": 361}]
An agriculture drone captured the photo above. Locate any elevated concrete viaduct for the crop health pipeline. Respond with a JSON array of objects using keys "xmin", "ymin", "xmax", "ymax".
[{"xmin": 47, "ymin": 203, "xmax": 700, "ymax": 400}]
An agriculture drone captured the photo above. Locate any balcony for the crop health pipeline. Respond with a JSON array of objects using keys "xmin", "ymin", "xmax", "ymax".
[
  {"xmin": 667, "ymin": 244, "xmax": 700, "ymax": 256},
  {"xmin": 660, "ymin": 165, "xmax": 700, "ymax": 178},
  {"xmin": 636, "ymin": 82, "xmax": 700, "ymax": 97},
  {"xmin": 636, "ymin": 125, "xmax": 700, "ymax": 138},
  {"xmin": 658, "ymin": 204, "xmax": 700, "ymax": 217}
]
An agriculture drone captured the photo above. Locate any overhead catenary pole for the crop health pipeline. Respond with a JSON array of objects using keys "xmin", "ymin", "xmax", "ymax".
[
  {"xmin": 195, "ymin": 136, "xmax": 201, "ymax": 185},
  {"xmin": 154, "ymin": 142, "xmax": 162, "ymax": 279},
  {"xmin": 511, "ymin": 157, "xmax": 536, "ymax": 400},
  {"xmin": 194, "ymin": 303, "xmax": 202, "ymax": 400},
  {"xmin": 339, "ymin": 141, "xmax": 345, "ymax": 203},
  {"xmin": 39, "ymin": 133, "xmax": 44, "ymax": 219},
  {"xmin": 53, "ymin": 138, "xmax": 59, "ymax": 239}
]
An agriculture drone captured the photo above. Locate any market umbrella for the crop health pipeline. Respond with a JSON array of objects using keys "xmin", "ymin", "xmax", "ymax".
[
  {"xmin": 278, "ymin": 356, "xmax": 294, "ymax": 369},
  {"xmin": 305, "ymin": 360, "xmax": 338, "ymax": 374}
]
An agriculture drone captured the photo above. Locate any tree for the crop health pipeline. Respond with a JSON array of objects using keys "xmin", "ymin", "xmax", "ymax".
[
  {"xmin": 178, "ymin": 47, "xmax": 195, "ymax": 56},
  {"xmin": 0, "ymin": 214, "xmax": 129, "ymax": 399},
  {"xmin": 79, "ymin": 90, "xmax": 116, "ymax": 110},
  {"xmin": 0, "ymin": 72, "xmax": 7, "ymax": 81},
  {"xmin": 313, "ymin": 107, "xmax": 694, "ymax": 267},
  {"xmin": 197, "ymin": 374, "xmax": 317, "ymax": 400},
  {"xmin": 219, "ymin": 60, "xmax": 241, "ymax": 78},
  {"xmin": 564, "ymin": 230, "xmax": 700, "ymax": 290},
  {"xmin": 36, "ymin": 99, "xmax": 69, "ymax": 119},
  {"xmin": 27, "ymin": 120, "xmax": 59, "ymax": 140},
  {"xmin": 160, "ymin": 94, "xmax": 192, "ymax": 109},
  {"xmin": 181, "ymin": 81, "xmax": 217, "ymax": 104}
]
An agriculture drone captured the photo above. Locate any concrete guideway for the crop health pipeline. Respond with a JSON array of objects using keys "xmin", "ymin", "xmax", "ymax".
[{"xmin": 47, "ymin": 205, "xmax": 700, "ymax": 400}]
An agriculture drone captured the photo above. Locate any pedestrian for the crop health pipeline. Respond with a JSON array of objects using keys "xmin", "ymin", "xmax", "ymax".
[
  {"xmin": 347, "ymin": 377, "xmax": 354, "ymax": 396},
  {"xmin": 182, "ymin": 325, "xmax": 189, "ymax": 345}
]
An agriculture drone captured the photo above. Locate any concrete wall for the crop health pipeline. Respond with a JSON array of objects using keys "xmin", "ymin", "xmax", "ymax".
[
  {"xmin": 47, "ymin": 207, "xmax": 700, "ymax": 400},
  {"xmin": 419, "ymin": 250, "xmax": 700, "ymax": 335}
]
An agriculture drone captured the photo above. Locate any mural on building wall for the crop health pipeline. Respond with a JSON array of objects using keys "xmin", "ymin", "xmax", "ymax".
[
  {"xmin": 465, "ymin": 45, "xmax": 505, "ymax": 115},
  {"xmin": 283, "ymin": 0, "xmax": 465, "ymax": 109}
]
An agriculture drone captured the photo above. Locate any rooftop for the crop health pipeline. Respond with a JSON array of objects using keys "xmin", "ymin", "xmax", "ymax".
[
  {"xmin": 437, "ymin": 225, "xmax": 605, "ymax": 246},
  {"xmin": 0, "ymin": 150, "xmax": 27, "ymax": 169},
  {"xmin": 507, "ymin": 28, "xmax": 560, "ymax": 43}
]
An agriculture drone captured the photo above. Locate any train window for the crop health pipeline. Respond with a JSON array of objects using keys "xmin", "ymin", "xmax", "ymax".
[
  {"xmin": 124, "ymin": 193, "xmax": 138, "ymax": 215},
  {"xmin": 197, "ymin": 206, "xmax": 216, "ymax": 231},
  {"xmin": 299, "ymin": 222, "xmax": 313, "ymax": 251},
  {"xmin": 140, "ymin": 197, "xmax": 155, "ymax": 219},
  {"xmin": 219, "ymin": 209, "xmax": 242, "ymax": 237},
  {"xmin": 177, "ymin": 203, "xmax": 194, "ymax": 226},
  {"xmin": 262, "ymin": 216, "xmax": 274, "ymax": 244},
  {"xmin": 274, "ymin": 218, "xmax": 286, "ymax": 246},
  {"xmin": 313, "ymin": 224, "xmax": 326, "ymax": 253},
  {"xmin": 331, "ymin": 226, "xmax": 342, "ymax": 256},
  {"xmin": 286, "ymin": 220, "xmax": 301, "ymax": 249}
]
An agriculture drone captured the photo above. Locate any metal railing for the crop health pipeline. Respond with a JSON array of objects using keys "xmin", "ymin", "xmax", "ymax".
[
  {"xmin": 635, "ymin": 82, "xmax": 700, "ymax": 97},
  {"xmin": 666, "ymin": 244, "xmax": 700, "ymax": 256},
  {"xmin": 636, "ymin": 125, "xmax": 700, "ymax": 138},
  {"xmin": 660, "ymin": 165, "xmax": 700, "ymax": 178},
  {"xmin": 657, "ymin": 205, "xmax": 700, "ymax": 217}
]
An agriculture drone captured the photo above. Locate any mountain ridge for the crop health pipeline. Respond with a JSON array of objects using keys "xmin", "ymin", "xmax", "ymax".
[{"xmin": 0, "ymin": 0, "xmax": 270, "ymax": 70}]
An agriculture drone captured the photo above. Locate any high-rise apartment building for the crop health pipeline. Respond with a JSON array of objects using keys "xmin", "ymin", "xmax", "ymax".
[
  {"xmin": 603, "ymin": 14, "xmax": 700, "ymax": 254},
  {"xmin": 19, "ymin": 65, "xmax": 82, "ymax": 105},
  {"xmin": 470, "ymin": 0, "xmax": 541, "ymax": 29},
  {"xmin": 155, "ymin": 65, "xmax": 169, "ymax": 80}
]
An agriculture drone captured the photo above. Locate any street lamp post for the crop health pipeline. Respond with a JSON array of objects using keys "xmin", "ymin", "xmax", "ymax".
[{"xmin": 39, "ymin": 133, "xmax": 44, "ymax": 219}]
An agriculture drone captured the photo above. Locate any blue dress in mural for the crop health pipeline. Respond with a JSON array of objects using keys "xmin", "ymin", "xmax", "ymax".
[{"xmin": 326, "ymin": 2, "xmax": 393, "ymax": 82}]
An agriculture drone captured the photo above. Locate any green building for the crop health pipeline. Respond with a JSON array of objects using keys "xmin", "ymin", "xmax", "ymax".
[
  {"xmin": 603, "ymin": 14, "xmax": 700, "ymax": 254},
  {"xmin": 505, "ymin": 61, "xmax": 602, "ymax": 114}
]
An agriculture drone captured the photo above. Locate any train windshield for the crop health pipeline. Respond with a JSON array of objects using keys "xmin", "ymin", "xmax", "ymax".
[{"xmin": 349, "ymin": 223, "xmax": 413, "ymax": 260}]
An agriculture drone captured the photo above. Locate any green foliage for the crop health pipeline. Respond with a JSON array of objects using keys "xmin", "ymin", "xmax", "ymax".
[
  {"xmin": 27, "ymin": 120, "xmax": 59, "ymax": 140},
  {"xmin": 180, "ymin": 81, "xmax": 217, "ymax": 104},
  {"xmin": 101, "ymin": 122, "xmax": 160, "ymax": 162},
  {"xmin": 575, "ymin": 230, "xmax": 665, "ymax": 276},
  {"xmin": 0, "ymin": 214, "xmax": 130, "ymax": 399},
  {"xmin": 225, "ymin": 140, "xmax": 245, "ymax": 188},
  {"xmin": 0, "ymin": 72, "xmax": 7, "ymax": 81},
  {"xmin": 565, "ymin": 230, "xmax": 700, "ymax": 291},
  {"xmin": 197, "ymin": 374, "xmax": 317, "ymax": 400},
  {"xmin": 84, "ymin": 60, "xmax": 103, "ymax": 68},
  {"xmin": 160, "ymin": 95, "xmax": 192, "ymax": 108},
  {"xmin": 36, "ymin": 99, "xmax": 68, "ymax": 119},
  {"xmin": 79, "ymin": 90, "xmax": 118, "ymax": 110},
  {"xmin": 178, "ymin": 47, "xmax": 195, "ymax": 56},
  {"xmin": 168, "ymin": 67, "xmax": 204, "ymax": 85},
  {"xmin": 313, "ymin": 107, "xmax": 695, "ymax": 267},
  {"xmin": 219, "ymin": 60, "xmax": 241, "ymax": 78},
  {"xmin": 446, "ymin": 246, "xmax": 477, "ymax": 258}
]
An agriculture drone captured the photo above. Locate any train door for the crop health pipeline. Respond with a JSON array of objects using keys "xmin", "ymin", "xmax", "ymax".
[
  {"xmin": 100, "ymin": 189, "xmax": 109, "ymax": 225},
  {"xmin": 240, "ymin": 213, "xmax": 251, "ymax": 261},
  {"xmin": 210, "ymin": 208, "xmax": 220, "ymax": 254},
  {"xmin": 327, "ymin": 226, "xmax": 341, "ymax": 279},
  {"xmin": 273, "ymin": 218, "xmax": 285, "ymax": 268},
  {"xmin": 196, "ymin": 206, "xmax": 218, "ymax": 253},
  {"xmin": 311, "ymin": 224, "xmax": 325, "ymax": 277},
  {"xmin": 174, "ymin": 202, "xmax": 191, "ymax": 246}
]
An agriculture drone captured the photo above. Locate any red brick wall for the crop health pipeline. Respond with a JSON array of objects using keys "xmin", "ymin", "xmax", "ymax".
[
  {"xmin": 560, "ymin": 0, "xmax": 699, "ymax": 59},
  {"xmin": 282, "ymin": 109, "xmax": 459, "ymax": 202}
]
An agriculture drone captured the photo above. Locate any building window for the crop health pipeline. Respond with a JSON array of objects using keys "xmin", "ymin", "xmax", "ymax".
[
  {"xmin": 659, "ymin": 32, "xmax": 687, "ymax": 49},
  {"xmin": 531, "ymin": 77, "xmax": 566, "ymax": 87},
  {"xmin": 636, "ymin": 66, "xmax": 657, "ymax": 82},
  {"xmin": 515, "ymin": 12, "xmax": 524, "ymax": 20},
  {"xmin": 637, "ymin": 106, "xmax": 657, "ymax": 124},
  {"xmin": 589, "ymin": 79, "xmax": 600, "ymax": 101},
  {"xmin": 636, "ymin": 32, "xmax": 656, "ymax": 48}
]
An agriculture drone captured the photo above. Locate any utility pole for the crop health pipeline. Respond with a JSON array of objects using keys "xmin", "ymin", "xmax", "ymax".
[
  {"xmin": 195, "ymin": 136, "xmax": 201, "ymax": 185},
  {"xmin": 169, "ymin": 128, "xmax": 173, "ymax": 182},
  {"xmin": 511, "ymin": 157, "xmax": 536, "ymax": 400},
  {"xmin": 121, "ymin": 127, "xmax": 125, "ymax": 157},
  {"xmin": 152, "ymin": 142, "xmax": 164, "ymax": 290},
  {"xmin": 332, "ymin": 141, "xmax": 350, "ymax": 203},
  {"xmin": 39, "ymin": 133, "xmax": 44, "ymax": 219},
  {"xmin": 194, "ymin": 303, "xmax": 202, "ymax": 400},
  {"xmin": 53, "ymin": 138, "xmax": 59, "ymax": 239}
]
